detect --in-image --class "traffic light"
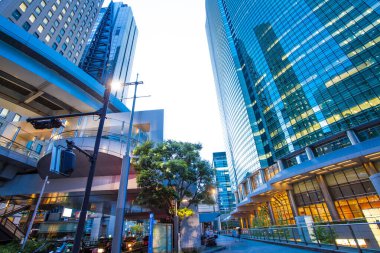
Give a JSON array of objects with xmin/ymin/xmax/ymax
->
[{"xmin": 28, "ymin": 118, "xmax": 64, "ymax": 129}]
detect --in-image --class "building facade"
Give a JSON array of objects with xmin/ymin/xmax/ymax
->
[
  {"xmin": 0, "ymin": 0, "xmax": 104, "ymax": 65},
  {"xmin": 80, "ymin": 1, "xmax": 138, "ymax": 102},
  {"xmin": 213, "ymin": 152, "xmax": 235, "ymax": 213},
  {"xmin": 206, "ymin": 0, "xmax": 380, "ymax": 228}
]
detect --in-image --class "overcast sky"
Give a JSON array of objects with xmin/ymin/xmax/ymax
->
[{"xmin": 105, "ymin": 0, "xmax": 225, "ymax": 161}]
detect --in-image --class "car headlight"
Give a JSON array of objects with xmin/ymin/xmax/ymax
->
[
  {"xmin": 127, "ymin": 243, "xmax": 132, "ymax": 247},
  {"xmin": 98, "ymin": 249, "xmax": 105, "ymax": 253}
]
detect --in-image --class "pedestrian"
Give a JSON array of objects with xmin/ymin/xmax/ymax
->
[{"xmin": 237, "ymin": 227, "xmax": 242, "ymax": 241}]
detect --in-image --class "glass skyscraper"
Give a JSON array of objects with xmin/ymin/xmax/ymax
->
[
  {"xmin": 213, "ymin": 152, "xmax": 235, "ymax": 213},
  {"xmin": 206, "ymin": 0, "xmax": 380, "ymax": 227}
]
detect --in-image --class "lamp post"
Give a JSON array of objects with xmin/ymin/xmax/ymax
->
[{"xmin": 112, "ymin": 79, "xmax": 143, "ymax": 253}]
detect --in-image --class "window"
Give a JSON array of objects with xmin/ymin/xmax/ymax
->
[
  {"xmin": 26, "ymin": 0, "xmax": 32, "ymax": 3},
  {"xmin": 65, "ymin": 37, "xmax": 70, "ymax": 43},
  {"xmin": 59, "ymin": 28, "xmax": 64, "ymax": 35},
  {"xmin": 56, "ymin": 0, "xmax": 61, "ymax": 4},
  {"xmin": 45, "ymin": 34, "xmax": 51, "ymax": 42},
  {"xmin": 29, "ymin": 14, "xmax": 36, "ymax": 23},
  {"xmin": 41, "ymin": 1, "xmax": 46, "ymax": 7},
  {"xmin": 56, "ymin": 35, "xmax": 61, "ymax": 42},
  {"xmin": 61, "ymin": 8, "xmax": 66, "ymax": 15},
  {"xmin": 50, "ymin": 27, "xmax": 55, "ymax": 34},
  {"xmin": 52, "ymin": 4, "xmax": 57, "ymax": 11},
  {"xmin": 68, "ymin": 51, "xmax": 72, "ymax": 57},
  {"xmin": 43, "ymin": 18, "xmax": 48, "ymax": 24},
  {"xmin": 22, "ymin": 22, "xmax": 31, "ymax": 31},
  {"xmin": 33, "ymin": 32, "xmax": 39, "ymax": 38},
  {"xmin": 54, "ymin": 20, "xmax": 59, "ymax": 27},
  {"xmin": 19, "ymin": 3, "xmax": 27, "ymax": 12},
  {"xmin": 48, "ymin": 11, "xmax": 53, "ymax": 17},
  {"xmin": 35, "ymin": 7, "xmax": 41, "ymax": 15},
  {"xmin": 73, "ymin": 57, "xmax": 77, "ymax": 64},
  {"xmin": 52, "ymin": 43, "xmax": 58, "ymax": 49},
  {"xmin": 58, "ymin": 14, "xmax": 63, "ymax": 20},
  {"xmin": 64, "ymin": 22, "xmax": 68, "ymax": 29},
  {"xmin": 12, "ymin": 10, "xmax": 22, "ymax": 20},
  {"xmin": 37, "ymin": 25, "xmax": 44, "ymax": 33},
  {"xmin": 0, "ymin": 108, "xmax": 9, "ymax": 118},
  {"xmin": 35, "ymin": 144, "xmax": 43, "ymax": 154},
  {"xmin": 62, "ymin": 43, "xmax": 67, "ymax": 51},
  {"xmin": 12, "ymin": 114, "xmax": 21, "ymax": 122}
]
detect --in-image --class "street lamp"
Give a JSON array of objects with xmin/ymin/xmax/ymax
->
[{"xmin": 111, "ymin": 79, "xmax": 143, "ymax": 253}]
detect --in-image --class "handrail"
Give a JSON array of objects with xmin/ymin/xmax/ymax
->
[{"xmin": 0, "ymin": 217, "xmax": 25, "ymax": 239}]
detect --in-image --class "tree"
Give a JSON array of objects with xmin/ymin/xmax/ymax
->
[{"xmin": 132, "ymin": 140, "xmax": 215, "ymax": 219}]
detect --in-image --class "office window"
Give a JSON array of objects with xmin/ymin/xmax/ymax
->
[
  {"xmin": 12, "ymin": 10, "xmax": 22, "ymax": 20},
  {"xmin": 22, "ymin": 22, "xmax": 31, "ymax": 31},
  {"xmin": 40, "ymin": 1, "xmax": 46, "ymax": 7},
  {"xmin": 52, "ymin": 43, "xmax": 58, "ymax": 49},
  {"xmin": 37, "ymin": 25, "xmax": 44, "ymax": 33},
  {"xmin": 58, "ymin": 14, "xmax": 63, "ymax": 20},
  {"xmin": 64, "ymin": 22, "xmax": 68, "ymax": 29},
  {"xmin": 59, "ymin": 28, "xmax": 64, "ymax": 35},
  {"xmin": 56, "ymin": 35, "xmax": 61, "ymax": 42},
  {"xmin": 52, "ymin": 4, "xmax": 57, "ymax": 11},
  {"xmin": 19, "ymin": 3, "xmax": 27, "ymax": 12},
  {"xmin": 68, "ymin": 51, "xmax": 72, "ymax": 57},
  {"xmin": 65, "ymin": 37, "xmax": 70, "ymax": 43},
  {"xmin": 45, "ymin": 34, "xmax": 51, "ymax": 42},
  {"xmin": 50, "ymin": 27, "xmax": 55, "ymax": 34},
  {"xmin": 29, "ymin": 14, "xmax": 36, "ymax": 23},
  {"xmin": 47, "ymin": 11, "xmax": 53, "ymax": 17},
  {"xmin": 33, "ymin": 32, "xmax": 39, "ymax": 38},
  {"xmin": 0, "ymin": 108, "xmax": 9, "ymax": 118},
  {"xmin": 67, "ymin": 16, "xmax": 72, "ymax": 23},
  {"xmin": 62, "ymin": 43, "xmax": 67, "ymax": 51},
  {"xmin": 61, "ymin": 8, "xmax": 66, "ymax": 15},
  {"xmin": 35, "ymin": 7, "xmax": 41, "ymax": 15},
  {"xmin": 54, "ymin": 20, "xmax": 59, "ymax": 27},
  {"xmin": 26, "ymin": 0, "xmax": 32, "ymax": 3},
  {"xmin": 73, "ymin": 57, "xmax": 77, "ymax": 64},
  {"xmin": 56, "ymin": 0, "xmax": 61, "ymax": 4},
  {"xmin": 43, "ymin": 18, "xmax": 48, "ymax": 24},
  {"xmin": 12, "ymin": 114, "xmax": 21, "ymax": 122}
]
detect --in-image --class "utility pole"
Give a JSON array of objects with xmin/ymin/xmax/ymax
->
[
  {"xmin": 20, "ymin": 176, "xmax": 49, "ymax": 251},
  {"xmin": 112, "ymin": 77, "xmax": 143, "ymax": 253}
]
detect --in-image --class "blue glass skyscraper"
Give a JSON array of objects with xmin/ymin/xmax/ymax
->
[{"xmin": 206, "ymin": 0, "xmax": 380, "ymax": 226}]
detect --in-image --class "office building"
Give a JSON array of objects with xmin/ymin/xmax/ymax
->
[
  {"xmin": 213, "ymin": 152, "xmax": 235, "ymax": 213},
  {"xmin": 80, "ymin": 1, "xmax": 138, "ymax": 102},
  {"xmin": 0, "ymin": 0, "xmax": 104, "ymax": 65},
  {"xmin": 206, "ymin": 0, "xmax": 380, "ymax": 229}
]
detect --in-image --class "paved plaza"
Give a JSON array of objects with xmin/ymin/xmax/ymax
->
[{"xmin": 215, "ymin": 235, "xmax": 315, "ymax": 253}]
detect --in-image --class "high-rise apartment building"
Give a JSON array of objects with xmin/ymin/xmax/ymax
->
[
  {"xmin": 213, "ymin": 152, "xmax": 235, "ymax": 213},
  {"xmin": 0, "ymin": 0, "xmax": 104, "ymax": 65},
  {"xmin": 206, "ymin": 0, "xmax": 380, "ymax": 227},
  {"xmin": 80, "ymin": 2, "xmax": 138, "ymax": 101}
]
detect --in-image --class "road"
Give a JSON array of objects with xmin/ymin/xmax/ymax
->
[{"xmin": 215, "ymin": 235, "xmax": 315, "ymax": 252}]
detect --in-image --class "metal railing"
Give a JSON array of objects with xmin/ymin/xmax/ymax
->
[
  {"xmin": 221, "ymin": 221, "xmax": 380, "ymax": 252},
  {"xmin": 0, "ymin": 217, "xmax": 25, "ymax": 240}
]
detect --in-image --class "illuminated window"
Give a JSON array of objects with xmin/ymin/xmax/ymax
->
[
  {"xmin": 0, "ymin": 108, "xmax": 9, "ymax": 118},
  {"xmin": 19, "ymin": 3, "xmax": 27, "ymax": 12},
  {"xmin": 45, "ymin": 34, "xmax": 51, "ymax": 42},
  {"xmin": 12, "ymin": 114, "xmax": 21, "ymax": 122},
  {"xmin": 47, "ymin": 11, "xmax": 53, "ymax": 17},
  {"xmin": 42, "ymin": 18, "xmax": 48, "ymax": 24},
  {"xmin": 29, "ymin": 14, "xmax": 36, "ymax": 23},
  {"xmin": 52, "ymin": 4, "xmax": 57, "ymax": 11},
  {"xmin": 37, "ymin": 25, "xmax": 44, "ymax": 33},
  {"xmin": 50, "ymin": 27, "xmax": 55, "ymax": 34},
  {"xmin": 41, "ymin": 1, "xmax": 46, "ymax": 7}
]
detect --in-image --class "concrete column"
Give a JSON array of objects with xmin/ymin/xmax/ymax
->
[
  {"xmin": 259, "ymin": 169, "xmax": 266, "ymax": 183},
  {"xmin": 91, "ymin": 217, "xmax": 102, "ymax": 240},
  {"xmin": 287, "ymin": 189, "xmax": 299, "ymax": 217},
  {"xmin": 370, "ymin": 173, "xmax": 380, "ymax": 196},
  {"xmin": 316, "ymin": 175, "xmax": 340, "ymax": 221},
  {"xmin": 347, "ymin": 129, "xmax": 360, "ymax": 145},
  {"xmin": 305, "ymin": 147, "xmax": 315, "ymax": 160},
  {"xmin": 277, "ymin": 160, "xmax": 285, "ymax": 171},
  {"xmin": 239, "ymin": 218, "xmax": 244, "ymax": 228},
  {"xmin": 267, "ymin": 201, "xmax": 276, "ymax": 226}
]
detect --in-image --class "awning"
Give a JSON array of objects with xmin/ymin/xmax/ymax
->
[{"xmin": 199, "ymin": 212, "xmax": 220, "ymax": 223}]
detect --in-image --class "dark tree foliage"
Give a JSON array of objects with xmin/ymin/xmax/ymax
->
[{"xmin": 132, "ymin": 140, "xmax": 215, "ymax": 217}]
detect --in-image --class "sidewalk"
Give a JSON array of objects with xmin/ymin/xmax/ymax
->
[{"xmin": 213, "ymin": 235, "xmax": 316, "ymax": 252}]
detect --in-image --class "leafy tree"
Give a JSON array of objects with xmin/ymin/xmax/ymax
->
[{"xmin": 132, "ymin": 140, "xmax": 215, "ymax": 219}]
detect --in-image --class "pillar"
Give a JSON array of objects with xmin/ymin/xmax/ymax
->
[
  {"xmin": 90, "ymin": 217, "xmax": 102, "ymax": 240},
  {"xmin": 267, "ymin": 201, "xmax": 276, "ymax": 226},
  {"xmin": 316, "ymin": 175, "xmax": 340, "ymax": 221},
  {"xmin": 347, "ymin": 129, "xmax": 360, "ymax": 145},
  {"xmin": 305, "ymin": 147, "xmax": 315, "ymax": 160},
  {"xmin": 277, "ymin": 159, "xmax": 285, "ymax": 171},
  {"xmin": 287, "ymin": 189, "xmax": 299, "ymax": 217},
  {"xmin": 259, "ymin": 169, "xmax": 266, "ymax": 183}
]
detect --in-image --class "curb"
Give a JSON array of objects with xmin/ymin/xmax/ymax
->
[
  {"xmin": 200, "ymin": 246, "xmax": 227, "ymax": 253},
  {"xmin": 222, "ymin": 235, "xmax": 349, "ymax": 253}
]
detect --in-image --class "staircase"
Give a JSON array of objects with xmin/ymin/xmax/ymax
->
[
  {"xmin": 0, "ymin": 217, "xmax": 25, "ymax": 242},
  {"xmin": 0, "ymin": 203, "xmax": 27, "ymax": 242}
]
